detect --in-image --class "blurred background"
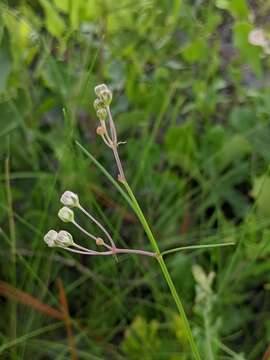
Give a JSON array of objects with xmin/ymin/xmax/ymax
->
[{"xmin": 0, "ymin": 0, "xmax": 270, "ymax": 359}]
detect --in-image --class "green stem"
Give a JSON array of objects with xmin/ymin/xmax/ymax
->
[
  {"xmin": 161, "ymin": 242, "xmax": 235, "ymax": 256},
  {"xmin": 122, "ymin": 180, "xmax": 201, "ymax": 360}
]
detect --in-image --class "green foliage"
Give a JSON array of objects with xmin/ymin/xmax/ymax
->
[
  {"xmin": 122, "ymin": 315, "xmax": 189, "ymax": 360},
  {"xmin": 0, "ymin": 0, "xmax": 270, "ymax": 359}
]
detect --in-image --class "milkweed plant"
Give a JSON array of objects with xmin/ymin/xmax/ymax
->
[{"xmin": 44, "ymin": 84, "xmax": 234, "ymax": 360}]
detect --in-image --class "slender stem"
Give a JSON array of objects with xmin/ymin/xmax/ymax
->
[
  {"xmin": 112, "ymin": 146, "xmax": 126, "ymax": 182},
  {"xmin": 106, "ymin": 106, "xmax": 117, "ymax": 144},
  {"xmin": 157, "ymin": 256, "xmax": 201, "ymax": 359},
  {"xmin": 73, "ymin": 243, "xmax": 100, "ymax": 254},
  {"xmin": 101, "ymin": 134, "xmax": 112, "ymax": 148},
  {"xmin": 122, "ymin": 181, "xmax": 160, "ymax": 254},
  {"xmin": 122, "ymin": 180, "xmax": 201, "ymax": 360},
  {"xmin": 65, "ymin": 247, "xmax": 113, "ymax": 256},
  {"xmin": 115, "ymin": 248, "xmax": 156, "ymax": 257},
  {"xmin": 78, "ymin": 204, "xmax": 116, "ymax": 248},
  {"xmin": 161, "ymin": 242, "xmax": 235, "ymax": 256},
  {"xmin": 100, "ymin": 119, "xmax": 114, "ymax": 148},
  {"xmin": 66, "ymin": 246, "xmax": 155, "ymax": 257},
  {"xmin": 105, "ymin": 106, "xmax": 126, "ymax": 181},
  {"xmin": 92, "ymin": 103, "xmax": 200, "ymax": 357},
  {"xmin": 72, "ymin": 220, "xmax": 99, "ymax": 242}
]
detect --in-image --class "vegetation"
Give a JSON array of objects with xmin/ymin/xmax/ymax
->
[{"xmin": 0, "ymin": 1, "xmax": 270, "ymax": 359}]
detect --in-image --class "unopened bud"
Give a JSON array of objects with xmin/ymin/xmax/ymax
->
[
  {"xmin": 44, "ymin": 230, "xmax": 58, "ymax": 247},
  {"xmin": 100, "ymin": 89, "xmax": 112, "ymax": 105},
  {"xmin": 56, "ymin": 230, "xmax": 74, "ymax": 247},
  {"xmin": 93, "ymin": 98, "xmax": 105, "ymax": 111},
  {"xmin": 96, "ymin": 126, "xmax": 106, "ymax": 136},
  {"xmin": 96, "ymin": 237, "xmax": 105, "ymax": 246},
  {"xmin": 94, "ymin": 84, "xmax": 108, "ymax": 97},
  {"xmin": 60, "ymin": 191, "xmax": 79, "ymax": 208},
  {"xmin": 94, "ymin": 84, "xmax": 112, "ymax": 105},
  {"xmin": 96, "ymin": 108, "xmax": 107, "ymax": 120},
  {"xmin": 58, "ymin": 206, "xmax": 74, "ymax": 223}
]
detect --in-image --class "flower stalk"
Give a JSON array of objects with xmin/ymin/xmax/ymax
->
[{"xmin": 44, "ymin": 83, "xmax": 203, "ymax": 360}]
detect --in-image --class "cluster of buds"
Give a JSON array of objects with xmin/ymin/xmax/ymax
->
[
  {"xmin": 93, "ymin": 84, "xmax": 126, "ymax": 181},
  {"xmin": 93, "ymin": 84, "xmax": 111, "ymax": 131},
  {"xmin": 43, "ymin": 190, "xmax": 116, "ymax": 255},
  {"xmin": 43, "ymin": 84, "xmax": 154, "ymax": 257},
  {"xmin": 93, "ymin": 84, "xmax": 118, "ymax": 149},
  {"xmin": 43, "ymin": 190, "xmax": 155, "ymax": 258},
  {"xmin": 44, "ymin": 230, "xmax": 74, "ymax": 248}
]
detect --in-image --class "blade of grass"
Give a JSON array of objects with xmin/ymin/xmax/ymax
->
[
  {"xmin": 0, "ymin": 281, "xmax": 64, "ymax": 320},
  {"xmin": 161, "ymin": 242, "xmax": 235, "ymax": 256},
  {"xmin": 5, "ymin": 153, "xmax": 17, "ymax": 359},
  {"xmin": 75, "ymin": 141, "xmax": 134, "ymax": 210},
  {"xmin": 0, "ymin": 323, "xmax": 64, "ymax": 354},
  {"xmin": 57, "ymin": 278, "xmax": 78, "ymax": 360}
]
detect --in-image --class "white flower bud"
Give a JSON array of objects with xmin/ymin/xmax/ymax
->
[
  {"xmin": 44, "ymin": 230, "xmax": 58, "ymax": 247},
  {"xmin": 99, "ymin": 89, "xmax": 112, "ymax": 105},
  {"xmin": 93, "ymin": 98, "xmax": 105, "ymax": 111},
  {"xmin": 96, "ymin": 108, "xmax": 107, "ymax": 120},
  {"xmin": 56, "ymin": 230, "xmax": 74, "ymax": 247},
  {"xmin": 58, "ymin": 206, "xmax": 74, "ymax": 223},
  {"xmin": 94, "ymin": 84, "xmax": 112, "ymax": 105},
  {"xmin": 94, "ymin": 84, "xmax": 108, "ymax": 97},
  {"xmin": 60, "ymin": 191, "xmax": 79, "ymax": 208}
]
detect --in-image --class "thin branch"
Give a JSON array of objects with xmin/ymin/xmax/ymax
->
[{"xmin": 78, "ymin": 204, "xmax": 116, "ymax": 248}]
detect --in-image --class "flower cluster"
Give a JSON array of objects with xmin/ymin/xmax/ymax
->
[
  {"xmin": 93, "ymin": 84, "xmax": 126, "ymax": 181},
  {"xmin": 44, "ymin": 190, "xmax": 116, "ymax": 255},
  {"xmin": 44, "ymin": 191, "xmax": 79, "ymax": 248},
  {"xmin": 44, "ymin": 229, "xmax": 74, "ymax": 248},
  {"xmin": 93, "ymin": 84, "xmax": 112, "ymax": 133},
  {"xmin": 43, "ymin": 85, "xmax": 154, "ymax": 258},
  {"xmin": 43, "ymin": 189, "xmax": 154, "ymax": 257},
  {"xmin": 92, "ymin": 84, "xmax": 119, "ymax": 149}
]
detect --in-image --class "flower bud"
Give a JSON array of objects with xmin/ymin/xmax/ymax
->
[
  {"xmin": 56, "ymin": 230, "xmax": 74, "ymax": 247},
  {"xmin": 93, "ymin": 98, "xmax": 105, "ymax": 111},
  {"xmin": 96, "ymin": 126, "xmax": 106, "ymax": 136},
  {"xmin": 44, "ymin": 230, "xmax": 58, "ymax": 247},
  {"xmin": 60, "ymin": 191, "xmax": 79, "ymax": 208},
  {"xmin": 94, "ymin": 84, "xmax": 112, "ymax": 105},
  {"xmin": 96, "ymin": 237, "xmax": 105, "ymax": 246},
  {"xmin": 94, "ymin": 84, "xmax": 108, "ymax": 97},
  {"xmin": 96, "ymin": 108, "xmax": 107, "ymax": 120},
  {"xmin": 58, "ymin": 206, "xmax": 74, "ymax": 223},
  {"xmin": 99, "ymin": 89, "xmax": 112, "ymax": 105}
]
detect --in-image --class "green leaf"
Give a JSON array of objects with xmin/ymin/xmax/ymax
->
[
  {"xmin": 53, "ymin": 0, "xmax": 69, "ymax": 13},
  {"xmin": 39, "ymin": 0, "xmax": 66, "ymax": 38},
  {"xmin": 121, "ymin": 317, "xmax": 160, "ymax": 359},
  {"xmin": 0, "ymin": 41, "xmax": 11, "ymax": 93},
  {"xmin": 218, "ymin": 134, "xmax": 251, "ymax": 171},
  {"xmin": 182, "ymin": 39, "xmax": 208, "ymax": 63},
  {"xmin": 2, "ymin": 7, "xmax": 37, "ymax": 67},
  {"xmin": 251, "ymin": 175, "xmax": 270, "ymax": 218},
  {"xmin": 233, "ymin": 21, "xmax": 262, "ymax": 75},
  {"xmin": 165, "ymin": 121, "xmax": 199, "ymax": 177},
  {"xmin": 70, "ymin": 0, "xmax": 80, "ymax": 30},
  {"xmin": 216, "ymin": 0, "xmax": 249, "ymax": 19}
]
